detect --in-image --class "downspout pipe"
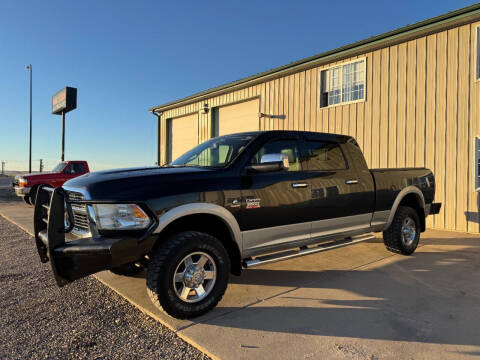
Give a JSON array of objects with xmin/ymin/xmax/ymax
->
[{"xmin": 151, "ymin": 109, "xmax": 162, "ymax": 166}]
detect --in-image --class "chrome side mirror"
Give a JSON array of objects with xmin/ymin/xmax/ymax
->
[
  {"xmin": 260, "ymin": 153, "xmax": 290, "ymax": 169},
  {"xmin": 246, "ymin": 153, "xmax": 290, "ymax": 173}
]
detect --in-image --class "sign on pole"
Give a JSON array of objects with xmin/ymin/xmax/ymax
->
[
  {"xmin": 52, "ymin": 87, "xmax": 77, "ymax": 161},
  {"xmin": 52, "ymin": 87, "xmax": 77, "ymax": 115}
]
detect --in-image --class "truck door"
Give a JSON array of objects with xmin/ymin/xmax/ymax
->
[
  {"xmin": 240, "ymin": 136, "xmax": 311, "ymax": 255},
  {"xmin": 301, "ymin": 136, "xmax": 375, "ymax": 239}
]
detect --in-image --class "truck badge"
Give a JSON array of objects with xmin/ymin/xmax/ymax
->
[{"xmin": 246, "ymin": 198, "xmax": 261, "ymax": 209}]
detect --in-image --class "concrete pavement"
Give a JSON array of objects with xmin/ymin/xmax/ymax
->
[{"xmin": 1, "ymin": 197, "xmax": 479, "ymax": 359}]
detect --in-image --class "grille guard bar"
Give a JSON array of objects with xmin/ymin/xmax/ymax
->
[{"xmin": 34, "ymin": 186, "xmax": 72, "ymax": 285}]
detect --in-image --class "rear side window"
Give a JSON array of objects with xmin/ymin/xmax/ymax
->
[
  {"xmin": 65, "ymin": 163, "xmax": 85, "ymax": 174},
  {"xmin": 302, "ymin": 140, "xmax": 347, "ymax": 171}
]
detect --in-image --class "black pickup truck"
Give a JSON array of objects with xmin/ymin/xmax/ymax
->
[{"xmin": 34, "ymin": 131, "xmax": 441, "ymax": 319}]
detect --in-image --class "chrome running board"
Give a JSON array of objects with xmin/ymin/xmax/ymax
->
[{"xmin": 243, "ymin": 233, "xmax": 376, "ymax": 268}]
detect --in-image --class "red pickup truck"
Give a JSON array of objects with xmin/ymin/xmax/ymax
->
[{"xmin": 13, "ymin": 160, "xmax": 89, "ymax": 205}]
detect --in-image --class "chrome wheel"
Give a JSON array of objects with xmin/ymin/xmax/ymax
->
[
  {"xmin": 173, "ymin": 252, "xmax": 217, "ymax": 303},
  {"xmin": 401, "ymin": 216, "xmax": 416, "ymax": 247}
]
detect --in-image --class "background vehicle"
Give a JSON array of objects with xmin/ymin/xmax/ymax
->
[
  {"xmin": 13, "ymin": 161, "xmax": 89, "ymax": 205},
  {"xmin": 34, "ymin": 131, "xmax": 440, "ymax": 319}
]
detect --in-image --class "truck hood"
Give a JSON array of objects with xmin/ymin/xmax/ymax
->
[
  {"xmin": 15, "ymin": 172, "xmax": 54, "ymax": 180},
  {"xmin": 63, "ymin": 166, "xmax": 220, "ymax": 201}
]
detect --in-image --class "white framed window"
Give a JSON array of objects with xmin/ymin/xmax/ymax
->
[
  {"xmin": 320, "ymin": 58, "xmax": 366, "ymax": 108},
  {"xmin": 475, "ymin": 136, "xmax": 480, "ymax": 191}
]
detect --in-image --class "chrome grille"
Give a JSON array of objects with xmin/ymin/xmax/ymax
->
[{"xmin": 67, "ymin": 191, "xmax": 90, "ymax": 235}]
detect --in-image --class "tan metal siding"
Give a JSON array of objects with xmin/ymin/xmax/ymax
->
[
  {"xmin": 468, "ymin": 22, "xmax": 480, "ymax": 233},
  {"xmin": 159, "ymin": 20, "xmax": 480, "ymax": 233}
]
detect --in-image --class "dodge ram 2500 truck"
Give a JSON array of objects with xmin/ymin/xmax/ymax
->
[
  {"xmin": 13, "ymin": 160, "xmax": 89, "ymax": 205},
  {"xmin": 34, "ymin": 131, "xmax": 441, "ymax": 319}
]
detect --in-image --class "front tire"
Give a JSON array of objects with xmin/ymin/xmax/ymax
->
[
  {"xmin": 23, "ymin": 195, "xmax": 32, "ymax": 205},
  {"xmin": 146, "ymin": 231, "xmax": 230, "ymax": 319},
  {"xmin": 383, "ymin": 206, "xmax": 420, "ymax": 255},
  {"xmin": 29, "ymin": 186, "xmax": 39, "ymax": 206}
]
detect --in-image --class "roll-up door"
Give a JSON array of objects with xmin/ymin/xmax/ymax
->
[
  {"xmin": 168, "ymin": 113, "xmax": 198, "ymax": 161},
  {"xmin": 216, "ymin": 99, "xmax": 259, "ymax": 136}
]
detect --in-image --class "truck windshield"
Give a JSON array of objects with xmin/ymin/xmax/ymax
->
[
  {"xmin": 170, "ymin": 134, "xmax": 255, "ymax": 168},
  {"xmin": 51, "ymin": 162, "xmax": 67, "ymax": 172}
]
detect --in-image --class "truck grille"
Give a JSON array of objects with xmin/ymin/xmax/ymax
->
[{"xmin": 67, "ymin": 191, "xmax": 91, "ymax": 235}]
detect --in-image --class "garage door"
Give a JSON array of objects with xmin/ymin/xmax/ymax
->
[
  {"xmin": 169, "ymin": 113, "xmax": 198, "ymax": 161},
  {"xmin": 217, "ymin": 99, "xmax": 259, "ymax": 136}
]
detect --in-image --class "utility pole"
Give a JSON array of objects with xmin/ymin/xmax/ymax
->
[
  {"xmin": 61, "ymin": 111, "xmax": 65, "ymax": 161},
  {"xmin": 36, "ymin": 159, "xmax": 43, "ymax": 172},
  {"xmin": 25, "ymin": 64, "xmax": 33, "ymax": 173},
  {"xmin": 1, "ymin": 161, "xmax": 5, "ymax": 176}
]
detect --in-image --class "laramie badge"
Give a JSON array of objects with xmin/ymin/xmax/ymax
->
[{"xmin": 246, "ymin": 198, "xmax": 261, "ymax": 209}]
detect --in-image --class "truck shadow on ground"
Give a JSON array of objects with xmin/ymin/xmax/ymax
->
[{"xmin": 214, "ymin": 237, "xmax": 480, "ymax": 346}]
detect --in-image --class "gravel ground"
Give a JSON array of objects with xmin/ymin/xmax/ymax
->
[{"xmin": 0, "ymin": 216, "xmax": 208, "ymax": 359}]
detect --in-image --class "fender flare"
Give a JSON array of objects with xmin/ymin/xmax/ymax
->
[
  {"xmin": 152, "ymin": 203, "xmax": 243, "ymax": 252},
  {"xmin": 384, "ymin": 186, "xmax": 425, "ymax": 230}
]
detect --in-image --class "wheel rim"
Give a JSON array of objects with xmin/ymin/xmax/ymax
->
[
  {"xmin": 173, "ymin": 251, "xmax": 217, "ymax": 303},
  {"xmin": 401, "ymin": 216, "xmax": 417, "ymax": 247}
]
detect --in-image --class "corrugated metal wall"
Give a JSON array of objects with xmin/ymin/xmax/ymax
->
[{"xmin": 160, "ymin": 21, "xmax": 480, "ymax": 233}]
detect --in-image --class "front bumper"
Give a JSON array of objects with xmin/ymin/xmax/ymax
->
[
  {"xmin": 14, "ymin": 186, "xmax": 31, "ymax": 196},
  {"xmin": 34, "ymin": 186, "xmax": 156, "ymax": 286}
]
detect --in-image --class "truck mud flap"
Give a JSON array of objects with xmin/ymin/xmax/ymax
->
[{"xmin": 429, "ymin": 202, "xmax": 442, "ymax": 215}]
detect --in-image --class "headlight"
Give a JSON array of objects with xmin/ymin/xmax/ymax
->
[
  {"xmin": 18, "ymin": 177, "xmax": 28, "ymax": 187},
  {"xmin": 92, "ymin": 204, "xmax": 151, "ymax": 230}
]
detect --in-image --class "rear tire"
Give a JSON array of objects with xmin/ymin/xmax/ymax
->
[
  {"xmin": 383, "ymin": 206, "xmax": 420, "ymax": 255},
  {"xmin": 146, "ymin": 231, "xmax": 230, "ymax": 319}
]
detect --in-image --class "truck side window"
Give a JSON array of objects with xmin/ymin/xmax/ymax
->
[
  {"xmin": 252, "ymin": 139, "xmax": 301, "ymax": 171},
  {"xmin": 73, "ymin": 163, "xmax": 85, "ymax": 174},
  {"xmin": 65, "ymin": 163, "xmax": 85, "ymax": 174},
  {"xmin": 303, "ymin": 140, "xmax": 347, "ymax": 171}
]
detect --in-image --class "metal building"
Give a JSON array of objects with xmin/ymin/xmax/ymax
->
[{"xmin": 150, "ymin": 4, "xmax": 480, "ymax": 233}]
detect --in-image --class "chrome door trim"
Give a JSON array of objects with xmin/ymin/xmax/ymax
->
[
  {"xmin": 310, "ymin": 213, "xmax": 372, "ymax": 238},
  {"xmin": 242, "ymin": 221, "xmax": 311, "ymax": 252},
  {"xmin": 291, "ymin": 183, "xmax": 308, "ymax": 188}
]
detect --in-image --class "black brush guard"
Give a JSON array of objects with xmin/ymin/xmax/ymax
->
[{"xmin": 34, "ymin": 186, "xmax": 149, "ymax": 286}]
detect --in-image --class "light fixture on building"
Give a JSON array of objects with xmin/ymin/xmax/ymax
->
[{"xmin": 200, "ymin": 103, "xmax": 209, "ymax": 114}]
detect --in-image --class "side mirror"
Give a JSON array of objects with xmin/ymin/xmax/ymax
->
[{"xmin": 246, "ymin": 153, "xmax": 290, "ymax": 173}]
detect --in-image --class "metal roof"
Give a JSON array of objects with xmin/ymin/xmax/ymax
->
[{"xmin": 150, "ymin": 3, "xmax": 480, "ymax": 113}]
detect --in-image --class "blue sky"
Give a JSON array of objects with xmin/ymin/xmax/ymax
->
[{"xmin": 0, "ymin": 0, "xmax": 475, "ymax": 171}]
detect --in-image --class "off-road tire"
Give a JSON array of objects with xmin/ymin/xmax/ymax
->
[
  {"xmin": 383, "ymin": 205, "xmax": 420, "ymax": 255},
  {"xmin": 146, "ymin": 231, "xmax": 230, "ymax": 319},
  {"xmin": 110, "ymin": 262, "xmax": 144, "ymax": 276},
  {"xmin": 29, "ymin": 186, "xmax": 39, "ymax": 206},
  {"xmin": 23, "ymin": 195, "xmax": 32, "ymax": 205}
]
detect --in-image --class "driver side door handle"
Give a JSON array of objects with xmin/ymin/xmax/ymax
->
[{"xmin": 292, "ymin": 183, "xmax": 308, "ymax": 188}]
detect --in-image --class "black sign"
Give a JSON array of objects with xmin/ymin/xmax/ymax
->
[{"xmin": 52, "ymin": 87, "xmax": 77, "ymax": 115}]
